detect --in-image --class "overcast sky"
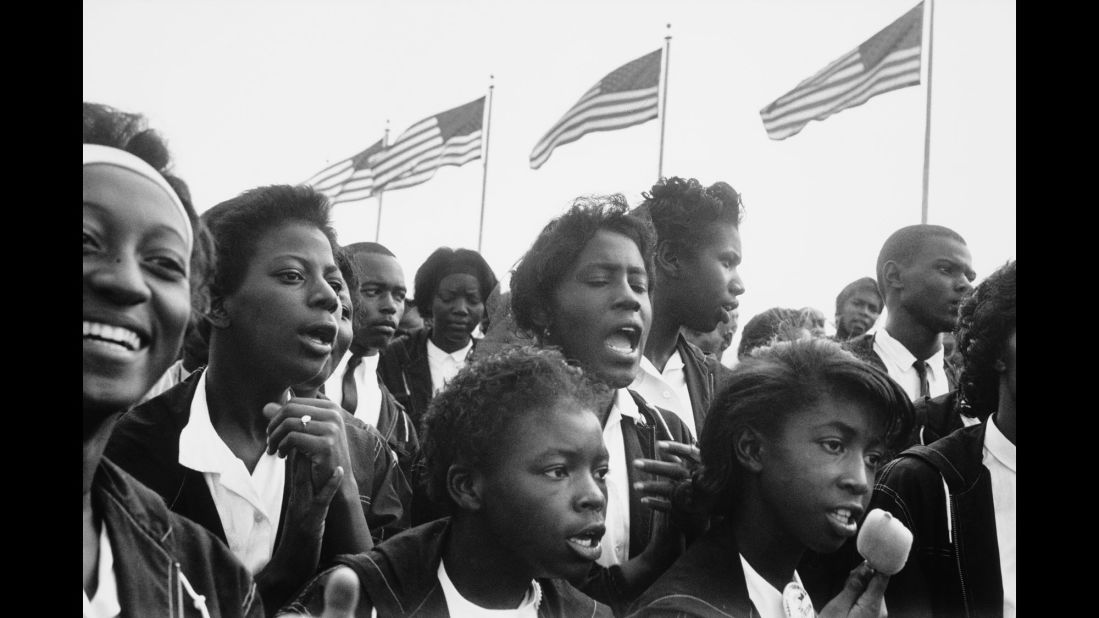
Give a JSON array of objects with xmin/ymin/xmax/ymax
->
[{"xmin": 84, "ymin": 0, "xmax": 1016, "ymax": 360}]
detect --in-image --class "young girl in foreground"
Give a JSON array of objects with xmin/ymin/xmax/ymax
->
[
  {"xmin": 627, "ymin": 338, "xmax": 912, "ymax": 618},
  {"xmin": 282, "ymin": 346, "xmax": 613, "ymax": 617}
]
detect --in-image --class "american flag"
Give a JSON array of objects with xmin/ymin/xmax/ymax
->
[
  {"xmin": 305, "ymin": 96, "xmax": 485, "ymax": 205},
  {"xmin": 760, "ymin": 2, "xmax": 923, "ymax": 141},
  {"xmin": 529, "ymin": 48, "xmax": 662, "ymax": 170}
]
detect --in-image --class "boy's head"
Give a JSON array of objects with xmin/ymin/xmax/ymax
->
[
  {"xmin": 876, "ymin": 224, "xmax": 975, "ymax": 334},
  {"xmin": 420, "ymin": 346, "xmax": 609, "ymax": 579},
  {"xmin": 633, "ymin": 177, "xmax": 746, "ymax": 332},
  {"xmin": 511, "ymin": 195, "xmax": 656, "ymax": 388},
  {"xmin": 956, "ymin": 260, "xmax": 1016, "ymax": 420},
  {"xmin": 344, "ymin": 241, "xmax": 406, "ymax": 355},
  {"xmin": 414, "ymin": 247, "xmax": 497, "ymax": 353},
  {"xmin": 696, "ymin": 338, "xmax": 912, "ymax": 552},
  {"xmin": 736, "ymin": 307, "xmax": 811, "ymax": 360},
  {"xmin": 834, "ymin": 277, "xmax": 882, "ymax": 340}
]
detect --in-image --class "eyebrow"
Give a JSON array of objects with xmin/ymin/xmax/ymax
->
[
  {"xmin": 581, "ymin": 262, "xmax": 648, "ymax": 276},
  {"xmin": 84, "ymin": 201, "xmax": 190, "ymax": 245}
]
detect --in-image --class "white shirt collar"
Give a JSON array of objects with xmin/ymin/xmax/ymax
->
[
  {"xmin": 875, "ymin": 328, "xmax": 946, "ymax": 376},
  {"xmin": 83, "ymin": 524, "xmax": 120, "ymax": 618},
  {"xmin": 437, "ymin": 559, "xmax": 542, "ymax": 615},
  {"xmin": 612, "ymin": 387, "xmax": 642, "ymax": 421},
  {"xmin": 426, "ymin": 337, "xmax": 473, "ymax": 363},
  {"xmin": 739, "ymin": 554, "xmax": 807, "ymax": 618},
  {"xmin": 984, "ymin": 415, "xmax": 1016, "ymax": 472}
]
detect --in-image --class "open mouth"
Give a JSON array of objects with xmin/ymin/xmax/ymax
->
[
  {"xmin": 827, "ymin": 506, "xmax": 862, "ymax": 536},
  {"xmin": 83, "ymin": 321, "xmax": 144, "ymax": 352},
  {"xmin": 302, "ymin": 323, "xmax": 337, "ymax": 346},
  {"xmin": 605, "ymin": 326, "xmax": 641, "ymax": 354},
  {"xmin": 566, "ymin": 525, "xmax": 606, "ymax": 561}
]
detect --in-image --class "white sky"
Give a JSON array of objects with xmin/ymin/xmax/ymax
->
[{"xmin": 83, "ymin": 0, "xmax": 1016, "ymax": 357}]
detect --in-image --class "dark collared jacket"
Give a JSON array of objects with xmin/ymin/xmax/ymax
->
[
  {"xmin": 843, "ymin": 332, "xmax": 960, "ymax": 391},
  {"xmin": 675, "ymin": 334, "xmax": 733, "ymax": 436},
  {"xmin": 624, "ymin": 520, "xmax": 759, "ymax": 618},
  {"xmin": 870, "ymin": 421, "xmax": 1005, "ymax": 618},
  {"xmin": 280, "ymin": 518, "xmax": 612, "ymax": 617},
  {"xmin": 92, "ymin": 458, "xmax": 263, "ymax": 618},
  {"xmin": 378, "ymin": 328, "xmax": 476, "ymax": 429},
  {"xmin": 104, "ymin": 369, "xmax": 412, "ymax": 581}
]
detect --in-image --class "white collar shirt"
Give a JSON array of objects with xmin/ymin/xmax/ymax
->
[
  {"xmin": 178, "ymin": 370, "xmax": 286, "ymax": 575},
  {"xmin": 739, "ymin": 554, "xmax": 809, "ymax": 618},
  {"xmin": 983, "ymin": 415, "xmax": 1016, "ymax": 618},
  {"xmin": 436, "ymin": 559, "xmax": 542, "ymax": 617},
  {"xmin": 872, "ymin": 327, "xmax": 950, "ymax": 401},
  {"xmin": 426, "ymin": 338, "xmax": 473, "ymax": 396},
  {"xmin": 323, "ymin": 351, "xmax": 383, "ymax": 428},
  {"xmin": 631, "ymin": 352, "xmax": 695, "ymax": 438},
  {"xmin": 82, "ymin": 524, "xmax": 120, "ymax": 618},
  {"xmin": 596, "ymin": 389, "xmax": 642, "ymax": 568}
]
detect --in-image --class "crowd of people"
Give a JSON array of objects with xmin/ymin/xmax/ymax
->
[{"xmin": 84, "ymin": 101, "xmax": 1015, "ymax": 617}]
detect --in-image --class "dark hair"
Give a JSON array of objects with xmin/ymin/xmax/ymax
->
[
  {"xmin": 736, "ymin": 307, "xmax": 807, "ymax": 359},
  {"xmin": 633, "ymin": 176, "xmax": 743, "ymax": 250},
  {"xmin": 83, "ymin": 101, "xmax": 213, "ymax": 318},
  {"xmin": 876, "ymin": 224, "xmax": 967, "ymax": 299},
  {"xmin": 835, "ymin": 277, "xmax": 881, "ymax": 318},
  {"xmin": 419, "ymin": 346, "xmax": 604, "ymax": 509},
  {"xmin": 202, "ymin": 185, "xmax": 339, "ymax": 301},
  {"xmin": 955, "ymin": 260, "xmax": 1016, "ymax": 420},
  {"xmin": 335, "ymin": 246, "xmax": 359, "ymax": 297},
  {"xmin": 696, "ymin": 337, "xmax": 913, "ymax": 517},
  {"xmin": 413, "ymin": 247, "xmax": 497, "ymax": 318},
  {"xmin": 511, "ymin": 194, "xmax": 657, "ymax": 338},
  {"xmin": 345, "ymin": 241, "xmax": 396, "ymax": 259}
]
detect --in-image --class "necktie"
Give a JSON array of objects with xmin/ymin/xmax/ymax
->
[
  {"xmin": 341, "ymin": 354, "xmax": 363, "ymax": 414},
  {"xmin": 913, "ymin": 360, "xmax": 930, "ymax": 400}
]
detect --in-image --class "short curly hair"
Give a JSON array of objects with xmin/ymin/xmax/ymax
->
[
  {"xmin": 955, "ymin": 260, "xmax": 1015, "ymax": 420},
  {"xmin": 201, "ymin": 185, "xmax": 339, "ymax": 301},
  {"xmin": 876, "ymin": 225, "xmax": 967, "ymax": 300},
  {"xmin": 83, "ymin": 101, "xmax": 213, "ymax": 319},
  {"xmin": 412, "ymin": 247, "xmax": 497, "ymax": 319},
  {"xmin": 695, "ymin": 337, "xmax": 913, "ymax": 517},
  {"xmin": 736, "ymin": 307, "xmax": 809, "ymax": 360},
  {"xmin": 511, "ymin": 194, "xmax": 657, "ymax": 339},
  {"xmin": 632, "ymin": 176, "xmax": 743, "ymax": 250},
  {"xmin": 419, "ymin": 346, "xmax": 605, "ymax": 510}
]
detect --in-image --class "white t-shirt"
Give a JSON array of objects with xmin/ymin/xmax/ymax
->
[
  {"xmin": 983, "ymin": 416, "xmax": 1016, "ymax": 618},
  {"xmin": 82, "ymin": 524, "xmax": 120, "ymax": 618},
  {"xmin": 323, "ymin": 351, "xmax": 383, "ymax": 428},
  {"xmin": 596, "ymin": 389, "xmax": 644, "ymax": 567},
  {"xmin": 739, "ymin": 554, "xmax": 812, "ymax": 618},
  {"xmin": 437, "ymin": 559, "xmax": 542, "ymax": 617},
  {"xmin": 426, "ymin": 338, "xmax": 474, "ymax": 395},
  {"xmin": 178, "ymin": 370, "xmax": 286, "ymax": 575},
  {"xmin": 631, "ymin": 351, "xmax": 696, "ymax": 438},
  {"xmin": 871, "ymin": 328, "xmax": 950, "ymax": 401}
]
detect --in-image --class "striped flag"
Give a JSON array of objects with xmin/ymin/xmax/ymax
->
[
  {"xmin": 530, "ymin": 48, "xmax": 662, "ymax": 170},
  {"xmin": 760, "ymin": 2, "xmax": 923, "ymax": 141},
  {"xmin": 371, "ymin": 97, "xmax": 485, "ymax": 193},
  {"xmin": 305, "ymin": 139, "xmax": 385, "ymax": 208}
]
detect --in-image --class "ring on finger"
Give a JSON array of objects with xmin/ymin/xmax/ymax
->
[{"xmin": 300, "ymin": 414, "xmax": 312, "ymax": 429}]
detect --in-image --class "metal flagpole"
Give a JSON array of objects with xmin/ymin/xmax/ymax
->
[
  {"xmin": 478, "ymin": 76, "xmax": 494, "ymax": 253},
  {"xmin": 375, "ymin": 121, "xmax": 390, "ymax": 241},
  {"xmin": 920, "ymin": 0, "xmax": 935, "ymax": 224},
  {"xmin": 657, "ymin": 24, "xmax": 672, "ymax": 179}
]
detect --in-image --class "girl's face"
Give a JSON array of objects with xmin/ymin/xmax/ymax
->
[
  {"xmin": 83, "ymin": 163, "xmax": 191, "ymax": 425},
  {"xmin": 756, "ymin": 394, "xmax": 887, "ymax": 554},
  {"xmin": 430, "ymin": 273, "xmax": 485, "ymax": 353},
  {"xmin": 477, "ymin": 402, "xmax": 609, "ymax": 581},
  {"xmin": 548, "ymin": 230, "xmax": 651, "ymax": 389},
  {"xmin": 220, "ymin": 222, "xmax": 343, "ymax": 389}
]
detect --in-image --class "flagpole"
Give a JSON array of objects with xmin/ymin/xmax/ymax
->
[
  {"xmin": 478, "ymin": 76, "xmax": 494, "ymax": 253},
  {"xmin": 657, "ymin": 23, "xmax": 672, "ymax": 179},
  {"xmin": 375, "ymin": 120, "xmax": 390, "ymax": 241},
  {"xmin": 920, "ymin": 0, "xmax": 935, "ymax": 224}
]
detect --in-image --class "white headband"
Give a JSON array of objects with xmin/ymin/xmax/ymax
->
[{"xmin": 83, "ymin": 143, "xmax": 193, "ymax": 250}]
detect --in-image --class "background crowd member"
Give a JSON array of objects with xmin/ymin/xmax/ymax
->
[
  {"xmin": 869, "ymin": 259, "xmax": 1015, "ymax": 617},
  {"xmin": 106, "ymin": 185, "xmax": 409, "ymax": 610},
  {"xmin": 84, "ymin": 101, "xmax": 261, "ymax": 616},
  {"xmin": 282, "ymin": 347, "xmax": 614, "ymax": 617},
  {"xmin": 629, "ymin": 176, "xmax": 744, "ymax": 438},
  {"xmin": 832, "ymin": 277, "xmax": 883, "ymax": 342},
  {"xmin": 510, "ymin": 195, "xmax": 695, "ymax": 614},
  {"xmin": 627, "ymin": 338, "xmax": 913, "ymax": 617},
  {"xmin": 322, "ymin": 242, "xmax": 419, "ymax": 476},
  {"xmin": 798, "ymin": 306, "xmax": 828, "ymax": 337},
  {"xmin": 845, "ymin": 224, "xmax": 975, "ymax": 403},
  {"xmin": 736, "ymin": 307, "xmax": 815, "ymax": 360},
  {"xmin": 680, "ymin": 307, "xmax": 738, "ymax": 365},
  {"xmin": 378, "ymin": 247, "xmax": 497, "ymax": 427}
]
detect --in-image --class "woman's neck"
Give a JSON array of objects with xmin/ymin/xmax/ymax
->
[
  {"xmin": 443, "ymin": 515, "xmax": 537, "ymax": 609},
  {"xmin": 732, "ymin": 490, "xmax": 804, "ymax": 592},
  {"xmin": 204, "ymin": 361, "xmax": 290, "ymax": 464},
  {"xmin": 644, "ymin": 300, "xmax": 682, "ymax": 372}
]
